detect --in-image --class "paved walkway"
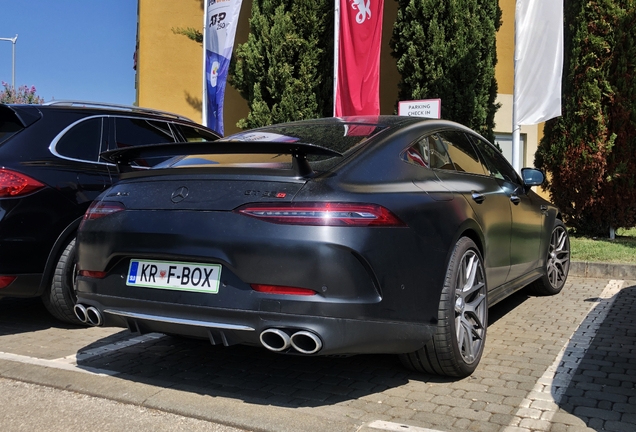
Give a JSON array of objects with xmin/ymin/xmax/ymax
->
[{"xmin": 0, "ymin": 276, "xmax": 634, "ymax": 431}]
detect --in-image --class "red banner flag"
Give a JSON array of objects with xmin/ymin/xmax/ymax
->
[{"xmin": 335, "ymin": 0, "xmax": 384, "ymax": 117}]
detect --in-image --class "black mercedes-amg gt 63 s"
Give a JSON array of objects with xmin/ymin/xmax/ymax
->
[{"xmin": 75, "ymin": 116, "xmax": 570, "ymax": 377}]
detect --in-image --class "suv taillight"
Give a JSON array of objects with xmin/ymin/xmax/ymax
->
[
  {"xmin": 0, "ymin": 169, "xmax": 45, "ymax": 197},
  {"xmin": 0, "ymin": 276, "xmax": 16, "ymax": 288}
]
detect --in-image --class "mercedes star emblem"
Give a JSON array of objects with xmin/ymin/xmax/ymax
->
[{"xmin": 171, "ymin": 186, "xmax": 189, "ymax": 203}]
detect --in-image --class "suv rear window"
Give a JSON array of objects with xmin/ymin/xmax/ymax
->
[
  {"xmin": 56, "ymin": 117, "xmax": 104, "ymax": 162},
  {"xmin": 174, "ymin": 124, "xmax": 219, "ymax": 142},
  {"xmin": 113, "ymin": 118, "xmax": 176, "ymax": 150},
  {"xmin": 0, "ymin": 112, "xmax": 24, "ymax": 145}
]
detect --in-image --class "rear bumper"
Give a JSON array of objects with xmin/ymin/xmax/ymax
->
[
  {"xmin": 0, "ymin": 274, "xmax": 43, "ymax": 297},
  {"xmin": 77, "ymin": 292, "xmax": 435, "ymax": 356}
]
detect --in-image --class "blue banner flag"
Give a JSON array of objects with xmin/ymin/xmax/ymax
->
[{"xmin": 204, "ymin": 0, "xmax": 243, "ymax": 135}]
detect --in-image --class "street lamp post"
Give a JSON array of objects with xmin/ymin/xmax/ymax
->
[{"xmin": 0, "ymin": 34, "xmax": 18, "ymax": 89}]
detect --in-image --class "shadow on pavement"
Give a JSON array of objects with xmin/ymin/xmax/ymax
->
[
  {"xmin": 0, "ymin": 296, "xmax": 135, "ymax": 354},
  {"xmin": 555, "ymin": 284, "xmax": 636, "ymax": 431},
  {"xmin": 71, "ymin": 291, "xmax": 532, "ymax": 409},
  {"xmin": 80, "ymin": 334, "xmax": 416, "ymax": 407},
  {"xmin": 0, "ymin": 297, "xmax": 77, "ymax": 334},
  {"xmin": 489, "ymin": 287, "xmax": 533, "ymax": 325}
]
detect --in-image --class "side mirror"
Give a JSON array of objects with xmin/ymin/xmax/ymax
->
[{"xmin": 521, "ymin": 168, "xmax": 545, "ymax": 186}]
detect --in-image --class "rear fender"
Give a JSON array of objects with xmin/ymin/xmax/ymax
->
[{"xmin": 40, "ymin": 216, "xmax": 82, "ymax": 293}]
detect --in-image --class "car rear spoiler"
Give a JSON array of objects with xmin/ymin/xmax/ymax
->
[
  {"xmin": 100, "ymin": 140, "xmax": 343, "ymax": 177},
  {"xmin": 0, "ymin": 104, "xmax": 42, "ymax": 128}
]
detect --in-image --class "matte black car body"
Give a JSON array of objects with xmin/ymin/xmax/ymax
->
[
  {"xmin": 75, "ymin": 116, "xmax": 570, "ymax": 377},
  {"xmin": 0, "ymin": 101, "xmax": 220, "ymax": 323}
]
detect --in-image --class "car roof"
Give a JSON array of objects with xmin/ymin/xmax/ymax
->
[
  {"xmin": 246, "ymin": 115, "xmax": 479, "ymax": 134},
  {"xmin": 2, "ymin": 100, "xmax": 196, "ymax": 124}
]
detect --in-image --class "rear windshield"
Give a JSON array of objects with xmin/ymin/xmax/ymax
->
[
  {"xmin": 0, "ymin": 112, "xmax": 24, "ymax": 145},
  {"xmin": 159, "ymin": 121, "xmax": 385, "ymax": 171}
]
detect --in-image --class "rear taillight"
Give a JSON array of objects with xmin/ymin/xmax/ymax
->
[
  {"xmin": 83, "ymin": 201, "xmax": 126, "ymax": 221},
  {"xmin": 78, "ymin": 270, "xmax": 107, "ymax": 279},
  {"xmin": 0, "ymin": 276, "xmax": 16, "ymax": 288},
  {"xmin": 0, "ymin": 169, "xmax": 45, "ymax": 197},
  {"xmin": 237, "ymin": 203, "xmax": 406, "ymax": 227},
  {"xmin": 79, "ymin": 200, "xmax": 125, "ymax": 230},
  {"xmin": 251, "ymin": 284, "xmax": 317, "ymax": 296}
]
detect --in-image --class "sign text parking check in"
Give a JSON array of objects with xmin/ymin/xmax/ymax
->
[{"xmin": 398, "ymin": 99, "xmax": 441, "ymax": 119}]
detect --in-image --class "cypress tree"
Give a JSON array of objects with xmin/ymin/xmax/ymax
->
[
  {"xmin": 535, "ymin": 0, "xmax": 635, "ymax": 236},
  {"xmin": 390, "ymin": 0, "xmax": 502, "ymax": 142},
  {"xmin": 229, "ymin": 0, "xmax": 333, "ymax": 129},
  {"xmin": 602, "ymin": 4, "xmax": 636, "ymax": 231}
]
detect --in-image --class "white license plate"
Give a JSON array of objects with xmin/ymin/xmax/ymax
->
[{"xmin": 126, "ymin": 259, "xmax": 221, "ymax": 293}]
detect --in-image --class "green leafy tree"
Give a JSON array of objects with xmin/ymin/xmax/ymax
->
[
  {"xmin": 390, "ymin": 0, "xmax": 502, "ymax": 143},
  {"xmin": 229, "ymin": 0, "xmax": 333, "ymax": 129},
  {"xmin": 535, "ymin": 0, "xmax": 636, "ymax": 236},
  {"xmin": 0, "ymin": 82, "xmax": 45, "ymax": 104},
  {"xmin": 172, "ymin": 27, "xmax": 203, "ymax": 44}
]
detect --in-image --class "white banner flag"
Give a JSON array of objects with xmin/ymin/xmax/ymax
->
[
  {"xmin": 203, "ymin": 0, "xmax": 243, "ymax": 135},
  {"xmin": 514, "ymin": 0, "xmax": 563, "ymax": 125}
]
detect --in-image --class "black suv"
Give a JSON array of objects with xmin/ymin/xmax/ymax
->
[{"xmin": 0, "ymin": 101, "xmax": 220, "ymax": 323}]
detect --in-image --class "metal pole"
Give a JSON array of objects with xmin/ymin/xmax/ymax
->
[
  {"xmin": 202, "ymin": 4, "xmax": 208, "ymax": 126},
  {"xmin": 12, "ymin": 35, "xmax": 17, "ymax": 89},
  {"xmin": 512, "ymin": 1, "xmax": 521, "ymax": 175},
  {"xmin": 333, "ymin": 0, "xmax": 339, "ymax": 117},
  {"xmin": 0, "ymin": 35, "xmax": 17, "ymax": 90}
]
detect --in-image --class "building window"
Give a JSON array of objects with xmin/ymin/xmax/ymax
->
[{"xmin": 494, "ymin": 133, "xmax": 526, "ymax": 167}]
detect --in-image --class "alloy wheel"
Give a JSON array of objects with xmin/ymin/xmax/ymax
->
[
  {"xmin": 454, "ymin": 250, "xmax": 487, "ymax": 364},
  {"xmin": 547, "ymin": 225, "xmax": 570, "ymax": 289}
]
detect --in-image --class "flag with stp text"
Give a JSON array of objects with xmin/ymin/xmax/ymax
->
[
  {"xmin": 204, "ymin": 0, "xmax": 243, "ymax": 135},
  {"xmin": 335, "ymin": 0, "xmax": 384, "ymax": 117}
]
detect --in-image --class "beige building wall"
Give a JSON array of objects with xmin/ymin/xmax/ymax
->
[
  {"xmin": 136, "ymin": 0, "xmax": 248, "ymax": 133},
  {"xmin": 136, "ymin": 0, "xmax": 541, "ymax": 166}
]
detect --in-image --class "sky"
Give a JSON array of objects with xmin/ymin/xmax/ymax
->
[{"xmin": 0, "ymin": 0, "xmax": 138, "ymax": 105}]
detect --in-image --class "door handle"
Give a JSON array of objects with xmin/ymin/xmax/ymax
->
[
  {"xmin": 471, "ymin": 192, "xmax": 485, "ymax": 203},
  {"xmin": 510, "ymin": 195, "xmax": 521, "ymax": 205},
  {"xmin": 540, "ymin": 205, "xmax": 548, "ymax": 214}
]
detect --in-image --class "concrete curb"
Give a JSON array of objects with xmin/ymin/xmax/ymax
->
[
  {"xmin": 570, "ymin": 260, "xmax": 636, "ymax": 279},
  {"xmin": 0, "ymin": 358, "xmax": 361, "ymax": 432}
]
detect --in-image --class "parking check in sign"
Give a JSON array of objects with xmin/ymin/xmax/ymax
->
[
  {"xmin": 127, "ymin": 259, "xmax": 221, "ymax": 294},
  {"xmin": 398, "ymin": 99, "xmax": 441, "ymax": 119}
]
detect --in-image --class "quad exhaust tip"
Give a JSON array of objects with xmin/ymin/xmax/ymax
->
[
  {"xmin": 260, "ymin": 328, "xmax": 291, "ymax": 352},
  {"xmin": 260, "ymin": 328, "xmax": 322, "ymax": 355},
  {"xmin": 74, "ymin": 304, "xmax": 88, "ymax": 324},
  {"xmin": 74, "ymin": 304, "xmax": 103, "ymax": 326},
  {"xmin": 290, "ymin": 330, "xmax": 322, "ymax": 354}
]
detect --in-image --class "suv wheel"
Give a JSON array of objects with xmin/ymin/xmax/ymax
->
[{"xmin": 42, "ymin": 237, "xmax": 83, "ymax": 325}]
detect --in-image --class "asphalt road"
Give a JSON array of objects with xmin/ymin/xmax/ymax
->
[
  {"xmin": 0, "ymin": 377, "xmax": 246, "ymax": 432},
  {"xmin": 0, "ymin": 276, "xmax": 634, "ymax": 432}
]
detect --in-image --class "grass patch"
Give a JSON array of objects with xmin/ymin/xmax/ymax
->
[{"xmin": 569, "ymin": 227, "xmax": 636, "ymax": 264}]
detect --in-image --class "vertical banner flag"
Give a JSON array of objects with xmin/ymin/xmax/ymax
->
[
  {"xmin": 335, "ymin": 0, "xmax": 384, "ymax": 117},
  {"xmin": 514, "ymin": 0, "xmax": 563, "ymax": 125},
  {"xmin": 204, "ymin": 0, "xmax": 243, "ymax": 135}
]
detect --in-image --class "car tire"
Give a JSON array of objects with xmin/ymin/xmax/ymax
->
[
  {"xmin": 529, "ymin": 219, "xmax": 570, "ymax": 296},
  {"xmin": 401, "ymin": 237, "xmax": 488, "ymax": 377},
  {"xmin": 42, "ymin": 237, "xmax": 83, "ymax": 325}
]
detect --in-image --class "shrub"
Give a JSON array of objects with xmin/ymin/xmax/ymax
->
[
  {"xmin": 390, "ymin": 0, "xmax": 502, "ymax": 143},
  {"xmin": 0, "ymin": 82, "xmax": 45, "ymax": 104},
  {"xmin": 229, "ymin": 0, "xmax": 332, "ymax": 129}
]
